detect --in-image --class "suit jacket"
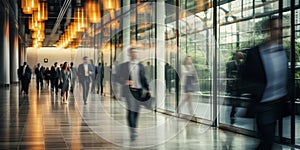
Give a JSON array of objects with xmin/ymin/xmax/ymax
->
[
  {"xmin": 77, "ymin": 63, "xmax": 95, "ymax": 82},
  {"xmin": 241, "ymin": 43, "xmax": 289, "ymax": 102},
  {"xmin": 117, "ymin": 62, "xmax": 149, "ymax": 97},
  {"xmin": 19, "ymin": 65, "xmax": 32, "ymax": 81},
  {"xmin": 241, "ymin": 42, "xmax": 290, "ymax": 120},
  {"xmin": 35, "ymin": 67, "xmax": 44, "ymax": 79},
  {"xmin": 50, "ymin": 66, "xmax": 60, "ymax": 79}
]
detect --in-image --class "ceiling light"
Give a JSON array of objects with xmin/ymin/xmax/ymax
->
[{"xmin": 85, "ymin": 0, "xmax": 101, "ymax": 23}]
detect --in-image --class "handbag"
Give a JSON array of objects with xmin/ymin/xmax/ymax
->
[
  {"xmin": 140, "ymin": 88, "xmax": 151, "ymax": 102},
  {"xmin": 141, "ymin": 89, "xmax": 155, "ymax": 110}
]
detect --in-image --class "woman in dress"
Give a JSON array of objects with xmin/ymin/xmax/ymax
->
[
  {"xmin": 178, "ymin": 56, "xmax": 196, "ymax": 115},
  {"xmin": 60, "ymin": 62, "xmax": 72, "ymax": 104}
]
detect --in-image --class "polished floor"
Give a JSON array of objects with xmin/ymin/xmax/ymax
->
[{"xmin": 0, "ymin": 82, "xmax": 297, "ymax": 149}]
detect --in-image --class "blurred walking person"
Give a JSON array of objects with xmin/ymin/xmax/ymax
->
[
  {"xmin": 51, "ymin": 62, "xmax": 60, "ymax": 95},
  {"xmin": 226, "ymin": 52, "xmax": 244, "ymax": 124},
  {"xmin": 103, "ymin": 62, "xmax": 110, "ymax": 96},
  {"xmin": 19, "ymin": 62, "xmax": 32, "ymax": 95},
  {"xmin": 117, "ymin": 46, "xmax": 150, "ymax": 141},
  {"xmin": 241, "ymin": 16, "xmax": 290, "ymax": 150},
  {"xmin": 44, "ymin": 67, "xmax": 51, "ymax": 88},
  {"xmin": 35, "ymin": 63, "xmax": 44, "ymax": 90},
  {"xmin": 70, "ymin": 62, "xmax": 77, "ymax": 93},
  {"xmin": 178, "ymin": 56, "xmax": 197, "ymax": 115},
  {"xmin": 60, "ymin": 62, "xmax": 72, "ymax": 104},
  {"xmin": 78, "ymin": 56, "xmax": 94, "ymax": 105},
  {"xmin": 90, "ymin": 59, "xmax": 97, "ymax": 93},
  {"xmin": 96, "ymin": 62, "xmax": 104, "ymax": 94}
]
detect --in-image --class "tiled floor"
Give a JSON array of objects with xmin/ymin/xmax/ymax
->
[{"xmin": 0, "ymin": 83, "xmax": 297, "ymax": 149}]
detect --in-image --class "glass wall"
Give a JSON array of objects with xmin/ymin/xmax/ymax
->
[{"xmin": 76, "ymin": 0, "xmax": 300, "ymax": 147}]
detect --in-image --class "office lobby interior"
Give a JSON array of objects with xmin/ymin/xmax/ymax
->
[{"xmin": 0, "ymin": 0, "xmax": 299, "ymax": 149}]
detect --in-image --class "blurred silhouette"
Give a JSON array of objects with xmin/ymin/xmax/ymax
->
[
  {"xmin": 60, "ymin": 62, "xmax": 72, "ymax": 104},
  {"xmin": 70, "ymin": 62, "xmax": 77, "ymax": 93},
  {"xmin": 78, "ymin": 56, "xmax": 94, "ymax": 105},
  {"xmin": 103, "ymin": 62, "xmax": 110, "ymax": 96},
  {"xmin": 226, "ymin": 52, "xmax": 244, "ymax": 124},
  {"xmin": 165, "ymin": 63, "xmax": 171, "ymax": 93},
  {"xmin": 19, "ymin": 62, "xmax": 32, "ymax": 95},
  {"xmin": 241, "ymin": 16, "xmax": 290, "ymax": 150},
  {"xmin": 111, "ymin": 61, "xmax": 119, "ymax": 99},
  {"xmin": 35, "ymin": 63, "xmax": 44, "ymax": 90},
  {"xmin": 96, "ymin": 62, "xmax": 104, "ymax": 95},
  {"xmin": 144, "ymin": 61, "xmax": 153, "ymax": 82},
  {"xmin": 117, "ymin": 46, "xmax": 150, "ymax": 141},
  {"xmin": 90, "ymin": 59, "xmax": 97, "ymax": 94},
  {"xmin": 44, "ymin": 67, "xmax": 51, "ymax": 87},
  {"xmin": 50, "ymin": 62, "xmax": 60, "ymax": 95},
  {"xmin": 178, "ymin": 56, "xmax": 197, "ymax": 115}
]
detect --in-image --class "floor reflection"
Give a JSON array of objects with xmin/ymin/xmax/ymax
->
[{"xmin": 0, "ymin": 83, "xmax": 295, "ymax": 149}]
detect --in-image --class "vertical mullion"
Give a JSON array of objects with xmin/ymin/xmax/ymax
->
[
  {"xmin": 212, "ymin": 0, "xmax": 218, "ymax": 127},
  {"xmin": 175, "ymin": 0, "xmax": 180, "ymax": 113},
  {"xmin": 290, "ymin": 0, "xmax": 296, "ymax": 145}
]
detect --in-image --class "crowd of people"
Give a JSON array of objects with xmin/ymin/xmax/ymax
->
[{"xmin": 17, "ymin": 57, "xmax": 111, "ymax": 104}]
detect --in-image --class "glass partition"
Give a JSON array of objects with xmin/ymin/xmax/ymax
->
[{"xmin": 75, "ymin": 0, "xmax": 300, "ymax": 147}]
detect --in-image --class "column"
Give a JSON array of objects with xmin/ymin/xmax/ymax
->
[
  {"xmin": 9, "ymin": 0, "xmax": 19, "ymax": 83},
  {"xmin": 0, "ymin": 2, "xmax": 10, "ymax": 86},
  {"xmin": 121, "ymin": 0, "xmax": 130, "ymax": 62},
  {"xmin": 156, "ymin": 0, "xmax": 166, "ymax": 107}
]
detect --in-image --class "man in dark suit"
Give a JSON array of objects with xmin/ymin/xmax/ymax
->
[
  {"xmin": 78, "ymin": 56, "xmax": 94, "ymax": 105},
  {"xmin": 19, "ymin": 62, "xmax": 32, "ymax": 95},
  {"xmin": 50, "ymin": 62, "xmax": 60, "ymax": 95},
  {"xmin": 96, "ymin": 62, "xmax": 104, "ymax": 94},
  {"xmin": 117, "ymin": 46, "xmax": 150, "ymax": 141},
  {"xmin": 35, "ymin": 63, "xmax": 44, "ymax": 90},
  {"xmin": 241, "ymin": 16, "xmax": 289, "ymax": 150},
  {"xmin": 226, "ymin": 52, "xmax": 244, "ymax": 123}
]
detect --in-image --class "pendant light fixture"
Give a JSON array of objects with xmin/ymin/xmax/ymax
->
[
  {"xmin": 103, "ymin": 0, "xmax": 114, "ymax": 10},
  {"xmin": 85, "ymin": 0, "xmax": 101, "ymax": 23},
  {"xmin": 22, "ymin": 0, "xmax": 39, "ymax": 14},
  {"xmin": 74, "ymin": 7, "xmax": 88, "ymax": 32},
  {"xmin": 38, "ymin": 1, "xmax": 48, "ymax": 21}
]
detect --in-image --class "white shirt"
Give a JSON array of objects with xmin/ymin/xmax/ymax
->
[
  {"xmin": 129, "ymin": 62, "xmax": 142, "ymax": 89},
  {"xmin": 84, "ymin": 64, "xmax": 89, "ymax": 76},
  {"xmin": 23, "ymin": 65, "xmax": 27, "ymax": 75}
]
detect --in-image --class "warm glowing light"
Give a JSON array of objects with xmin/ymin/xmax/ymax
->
[
  {"xmin": 38, "ymin": 1, "xmax": 48, "ymax": 21},
  {"xmin": 85, "ymin": 0, "xmax": 101, "ymax": 23},
  {"xmin": 22, "ymin": 0, "xmax": 39, "ymax": 14},
  {"xmin": 74, "ymin": 7, "xmax": 88, "ymax": 32},
  {"xmin": 31, "ymin": 21, "xmax": 45, "ymax": 31},
  {"xmin": 28, "ymin": 17, "xmax": 33, "ymax": 30},
  {"xmin": 103, "ymin": 0, "xmax": 116, "ymax": 10},
  {"xmin": 32, "ymin": 30, "xmax": 45, "ymax": 39},
  {"xmin": 111, "ymin": 20, "xmax": 120, "ymax": 30}
]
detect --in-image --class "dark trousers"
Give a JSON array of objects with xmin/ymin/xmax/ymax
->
[
  {"xmin": 51, "ymin": 78, "xmax": 58, "ymax": 90},
  {"xmin": 53, "ymin": 78, "xmax": 59, "ymax": 93},
  {"xmin": 256, "ymin": 119, "xmax": 276, "ymax": 150},
  {"xmin": 126, "ymin": 89, "xmax": 142, "ymax": 129},
  {"xmin": 80, "ymin": 77, "xmax": 90, "ymax": 102},
  {"xmin": 127, "ymin": 110, "xmax": 139, "ymax": 128},
  {"xmin": 253, "ymin": 100, "xmax": 285, "ymax": 150},
  {"xmin": 98, "ymin": 78, "xmax": 103, "ymax": 94},
  {"xmin": 21, "ymin": 79, "xmax": 30, "ymax": 94},
  {"xmin": 36, "ymin": 77, "xmax": 43, "ymax": 89}
]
